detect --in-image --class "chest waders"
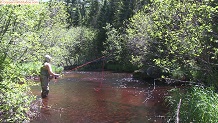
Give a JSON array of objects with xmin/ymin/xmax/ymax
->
[{"xmin": 40, "ymin": 66, "xmax": 50, "ymax": 98}]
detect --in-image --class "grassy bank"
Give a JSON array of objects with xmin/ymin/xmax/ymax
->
[{"xmin": 166, "ymin": 86, "xmax": 218, "ymax": 123}]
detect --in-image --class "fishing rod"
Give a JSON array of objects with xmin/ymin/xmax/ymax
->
[
  {"xmin": 70, "ymin": 55, "xmax": 111, "ymax": 92},
  {"xmin": 71, "ymin": 56, "xmax": 106, "ymax": 71}
]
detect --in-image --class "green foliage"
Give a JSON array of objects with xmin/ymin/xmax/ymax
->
[
  {"xmin": 51, "ymin": 65, "xmax": 64, "ymax": 74},
  {"xmin": 0, "ymin": 80, "xmax": 35, "ymax": 122},
  {"xmin": 0, "ymin": 0, "xmax": 217, "ymax": 121},
  {"xmin": 61, "ymin": 0, "xmax": 151, "ymax": 72},
  {"xmin": 19, "ymin": 62, "xmax": 42, "ymax": 77},
  {"xmin": 126, "ymin": 0, "xmax": 218, "ymax": 83},
  {"xmin": 113, "ymin": 0, "xmax": 135, "ymax": 28},
  {"xmin": 0, "ymin": 58, "xmax": 35, "ymax": 122},
  {"xmin": 103, "ymin": 23, "xmax": 138, "ymax": 72},
  {"xmin": 0, "ymin": 58, "xmax": 32, "ymax": 84},
  {"xmin": 171, "ymin": 68, "xmax": 186, "ymax": 80},
  {"xmin": 0, "ymin": 2, "xmax": 69, "ymax": 122},
  {"xmin": 105, "ymin": 63, "xmax": 137, "ymax": 72},
  {"xmin": 0, "ymin": 2, "xmax": 69, "ymax": 64},
  {"xmin": 87, "ymin": 0, "xmax": 100, "ymax": 27},
  {"xmin": 166, "ymin": 86, "xmax": 218, "ymax": 123},
  {"xmin": 19, "ymin": 62, "xmax": 64, "ymax": 76},
  {"xmin": 64, "ymin": 0, "xmax": 147, "ymax": 28},
  {"xmin": 103, "ymin": 23, "xmax": 122, "ymax": 61},
  {"xmin": 62, "ymin": 26, "xmax": 98, "ymax": 66}
]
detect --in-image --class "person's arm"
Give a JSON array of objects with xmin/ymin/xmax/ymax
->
[{"xmin": 45, "ymin": 63, "xmax": 59, "ymax": 76}]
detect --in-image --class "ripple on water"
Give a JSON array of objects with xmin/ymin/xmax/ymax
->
[{"xmin": 30, "ymin": 71, "xmax": 170, "ymax": 123}]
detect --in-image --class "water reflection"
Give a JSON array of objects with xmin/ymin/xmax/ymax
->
[{"xmin": 31, "ymin": 71, "xmax": 170, "ymax": 123}]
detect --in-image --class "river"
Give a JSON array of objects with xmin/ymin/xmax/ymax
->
[{"xmin": 30, "ymin": 71, "xmax": 172, "ymax": 123}]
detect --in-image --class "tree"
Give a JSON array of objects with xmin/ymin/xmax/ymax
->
[
  {"xmin": 126, "ymin": 0, "xmax": 218, "ymax": 83},
  {"xmin": 87, "ymin": 0, "xmax": 100, "ymax": 27},
  {"xmin": 0, "ymin": 3, "xmax": 69, "ymax": 122}
]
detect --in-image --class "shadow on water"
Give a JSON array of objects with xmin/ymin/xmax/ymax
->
[{"xmin": 30, "ymin": 71, "xmax": 172, "ymax": 123}]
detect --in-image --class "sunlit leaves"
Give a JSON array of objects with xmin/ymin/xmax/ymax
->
[
  {"xmin": 126, "ymin": 0, "xmax": 217, "ymax": 81},
  {"xmin": 167, "ymin": 87, "xmax": 218, "ymax": 122},
  {"xmin": 0, "ymin": 2, "xmax": 70, "ymax": 64},
  {"xmin": 60, "ymin": 26, "xmax": 98, "ymax": 65},
  {"xmin": 103, "ymin": 23, "xmax": 122, "ymax": 61},
  {"xmin": 0, "ymin": 3, "xmax": 69, "ymax": 122},
  {"xmin": 0, "ymin": 80, "xmax": 34, "ymax": 122}
]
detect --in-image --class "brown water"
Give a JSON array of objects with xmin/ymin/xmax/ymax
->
[{"xmin": 30, "ymin": 71, "xmax": 171, "ymax": 123}]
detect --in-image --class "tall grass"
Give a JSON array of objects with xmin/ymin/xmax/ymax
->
[{"xmin": 166, "ymin": 86, "xmax": 218, "ymax": 123}]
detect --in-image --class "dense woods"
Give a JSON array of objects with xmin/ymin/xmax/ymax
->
[{"xmin": 0, "ymin": 0, "xmax": 218, "ymax": 122}]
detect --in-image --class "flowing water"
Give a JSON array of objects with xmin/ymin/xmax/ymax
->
[{"xmin": 30, "ymin": 71, "xmax": 172, "ymax": 123}]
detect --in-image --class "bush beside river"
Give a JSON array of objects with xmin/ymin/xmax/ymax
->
[{"xmin": 1, "ymin": 0, "xmax": 218, "ymax": 122}]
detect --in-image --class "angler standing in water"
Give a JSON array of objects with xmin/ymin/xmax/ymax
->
[{"xmin": 40, "ymin": 55, "xmax": 60, "ymax": 98}]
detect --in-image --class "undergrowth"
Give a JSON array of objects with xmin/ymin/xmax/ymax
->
[{"xmin": 166, "ymin": 86, "xmax": 218, "ymax": 123}]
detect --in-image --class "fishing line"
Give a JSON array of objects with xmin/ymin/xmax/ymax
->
[
  {"xmin": 94, "ymin": 59, "xmax": 105, "ymax": 92},
  {"xmin": 71, "ymin": 56, "xmax": 105, "ymax": 71},
  {"xmin": 70, "ymin": 56, "xmax": 106, "ymax": 92}
]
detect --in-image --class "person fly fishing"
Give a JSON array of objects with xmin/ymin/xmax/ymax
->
[{"xmin": 40, "ymin": 55, "xmax": 60, "ymax": 98}]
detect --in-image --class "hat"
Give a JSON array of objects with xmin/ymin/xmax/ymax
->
[{"xmin": 44, "ymin": 55, "xmax": 52, "ymax": 62}]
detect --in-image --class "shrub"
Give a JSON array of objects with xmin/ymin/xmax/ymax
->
[
  {"xmin": 0, "ymin": 80, "xmax": 35, "ymax": 122},
  {"xmin": 0, "ymin": 61, "xmax": 36, "ymax": 122},
  {"xmin": 52, "ymin": 65, "xmax": 64, "ymax": 74},
  {"xmin": 166, "ymin": 86, "xmax": 218, "ymax": 123}
]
